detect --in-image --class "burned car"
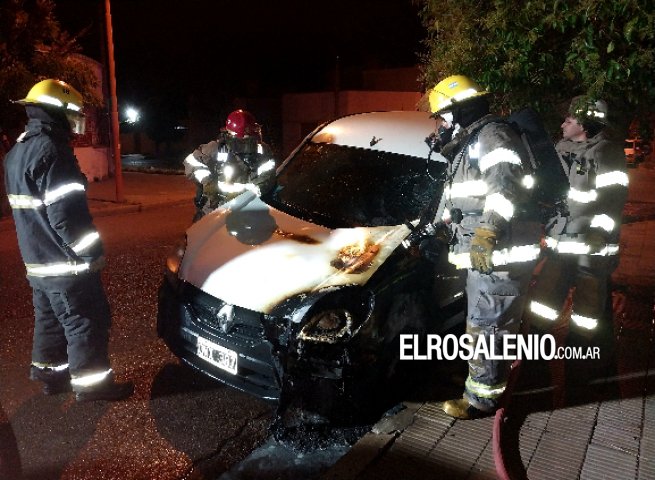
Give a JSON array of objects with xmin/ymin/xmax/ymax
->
[{"xmin": 157, "ymin": 111, "xmax": 465, "ymax": 421}]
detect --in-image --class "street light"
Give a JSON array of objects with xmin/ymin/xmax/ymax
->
[{"xmin": 125, "ymin": 107, "xmax": 140, "ymax": 124}]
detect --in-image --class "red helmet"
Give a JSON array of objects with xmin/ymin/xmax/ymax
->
[{"xmin": 225, "ymin": 109, "xmax": 260, "ymax": 138}]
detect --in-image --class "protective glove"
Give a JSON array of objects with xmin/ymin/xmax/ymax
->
[
  {"xmin": 585, "ymin": 228, "xmax": 607, "ymax": 254},
  {"xmin": 470, "ymin": 227, "xmax": 497, "ymax": 274}
]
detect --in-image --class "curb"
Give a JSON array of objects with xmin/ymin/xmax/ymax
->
[{"xmin": 88, "ymin": 199, "xmax": 190, "ymax": 218}]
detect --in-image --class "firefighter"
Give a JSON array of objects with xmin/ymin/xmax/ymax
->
[
  {"xmin": 427, "ymin": 75, "xmax": 542, "ymax": 419},
  {"xmin": 528, "ymin": 98, "xmax": 628, "ymax": 343},
  {"xmin": 184, "ymin": 109, "xmax": 276, "ymax": 221},
  {"xmin": 3, "ymin": 79, "xmax": 133, "ymax": 401}
]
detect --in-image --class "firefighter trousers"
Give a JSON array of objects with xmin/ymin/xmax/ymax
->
[
  {"xmin": 529, "ymin": 251, "xmax": 616, "ymax": 337},
  {"xmin": 31, "ymin": 272, "xmax": 111, "ymax": 376},
  {"xmin": 464, "ymin": 264, "xmax": 535, "ymax": 411}
]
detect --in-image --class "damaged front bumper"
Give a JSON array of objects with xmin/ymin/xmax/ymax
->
[{"xmin": 157, "ymin": 278, "xmax": 283, "ymax": 402}]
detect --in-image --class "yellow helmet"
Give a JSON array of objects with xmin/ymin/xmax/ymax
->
[
  {"xmin": 17, "ymin": 79, "xmax": 86, "ymax": 134},
  {"xmin": 428, "ymin": 75, "xmax": 489, "ymax": 114}
]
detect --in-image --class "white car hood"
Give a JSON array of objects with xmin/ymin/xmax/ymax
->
[{"xmin": 180, "ymin": 192, "xmax": 411, "ymax": 314}]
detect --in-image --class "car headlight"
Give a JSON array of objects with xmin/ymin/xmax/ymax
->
[
  {"xmin": 165, "ymin": 236, "xmax": 187, "ymax": 284},
  {"xmin": 298, "ymin": 309, "xmax": 354, "ymax": 344}
]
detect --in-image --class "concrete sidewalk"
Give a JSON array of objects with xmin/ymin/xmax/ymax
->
[{"xmin": 86, "ymin": 170, "xmax": 195, "ymax": 217}]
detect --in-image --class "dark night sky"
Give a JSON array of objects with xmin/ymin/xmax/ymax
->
[{"xmin": 54, "ymin": 0, "xmax": 425, "ymax": 105}]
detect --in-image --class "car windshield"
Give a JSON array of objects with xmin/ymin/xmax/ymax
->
[{"xmin": 263, "ymin": 142, "xmax": 447, "ymax": 228}]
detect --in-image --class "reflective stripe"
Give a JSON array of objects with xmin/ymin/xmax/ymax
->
[
  {"xmin": 493, "ymin": 244, "xmax": 541, "ymax": 264},
  {"xmin": 216, "ymin": 152, "xmax": 229, "ymax": 162},
  {"xmin": 522, "ymin": 174, "xmax": 535, "ymax": 189},
  {"xmin": 449, "ymin": 252, "xmax": 473, "ymax": 269},
  {"xmin": 545, "ymin": 237, "xmax": 620, "ymax": 256},
  {"xmin": 590, "ymin": 214, "xmax": 616, "ymax": 232},
  {"xmin": 568, "ymin": 187, "xmax": 597, "ymax": 204},
  {"xmin": 446, "ymin": 180, "xmax": 488, "ymax": 199},
  {"xmin": 571, "ymin": 313, "xmax": 598, "ymax": 330},
  {"xmin": 551, "ymin": 240, "xmax": 590, "ymax": 255},
  {"xmin": 36, "ymin": 95, "xmax": 64, "ymax": 108},
  {"xmin": 184, "ymin": 153, "xmax": 206, "ymax": 169},
  {"xmin": 193, "ymin": 169, "xmax": 211, "ymax": 183},
  {"xmin": 25, "ymin": 262, "xmax": 90, "ymax": 277},
  {"xmin": 224, "ymin": 165, "xmax": 235, "ymax": 181},
  {"xmin": 479, "ymin": 147, "xmax": 522, "ymax": 173},
  {"xmin": 544, "ymin": 236, "xmax": 559, "ymax": 249},
  {"xmin": 218, "ymin": 181, "xmax": 258, "ymax": 194},
  {"xmin": 442, "ymin": 207, "xmax": 451, "ymax": 221},
  {"xmin": 483, "ymin": 192, "xmax": 514, "ymax": 221},
  {"xmin": 257, "ymin": 144, "xmax": 264, "ymax": 154},
  {"xmin": 596, "ymin": 171, "xmax": 629, "ymax": 188},
  {"xmin": 454, "ymin": 88, "xmax": 479, "ymax": 103},
  {"xmin": 43, "ymin": 183, "xmax": 85, "ymax": 205},
  {"xmin": 529, "ymin": 301, "xmax": 559, "ymax": 321},
  {"xmin": 9, "ymin": 183, "xmax": 85, "ymax": 208},
  {"xmin": 468, "ymin": 142, "xmax": 480, "ymax": 159},
  {"xmin": 448, "ymin": 243, "xmax": 541, "ymax": 269},
  {"xmin": 593, "ymin": 244, "xmax": 620, "ymax": 256},
  {"xmin": 465, "ymin": 377, "xmax": 507, "ymax": 399},
  {"xmin": 8, "ymin": 194, "xmax": 44, "ymax": 209},
  {"xmin": 70, "ymin": 369, "xmax": 112, "ymax": 387},
  {"xmin": 257, "ymin": 159, "xmax": 276, "ymax": 175},
  {"xmin": 32, "ymin": 362, "xmax": 69, "ymax": 371},
  {"xmin": 70, "ymin": 231, "xmax": 100, "ymax": 254}
]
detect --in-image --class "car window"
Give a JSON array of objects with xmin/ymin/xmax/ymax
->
[{"xmin": 264, "ymin": 143, "xmax": 446, "ymax": 228}]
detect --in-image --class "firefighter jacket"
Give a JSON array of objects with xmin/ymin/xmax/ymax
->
[
  {"xmin": 546, "ymin": 131, "xmax": 628, "ymax": 256},
  {"xmin": 4, "ymin": 118, "xmax": 104, "ymax": 286},
  {"xmin": 441, "ymin": 115, "xmax": 542, "ymax": 270},
  {"xmin": 183, "ymin": 134, "xmax": 275, "ymax": 210}
]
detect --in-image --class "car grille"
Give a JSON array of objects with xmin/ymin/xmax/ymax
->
[{"xmin": 185, "ymin": 286, "xmax": 266, "ymax": 348}]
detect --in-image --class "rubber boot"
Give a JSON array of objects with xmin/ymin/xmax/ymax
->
[
  {"xmin": 29, "ymin": 365, "xmax": 72, "ymax": 395},
  {"xmin": 442, "ymin": 396, "xmax": 493, "ymax": 420},
  {"xmin": 73, "ymin": 372, "xmax": 134, "ymax": 402}
]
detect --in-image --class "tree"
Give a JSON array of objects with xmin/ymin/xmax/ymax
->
[
  {"xmin": 0, "ymin": 0, "xmax": 101, "ymax": 134},
  {"xmin": 415, "ymin": 0, "xmax": 655, "ymax": 137}
]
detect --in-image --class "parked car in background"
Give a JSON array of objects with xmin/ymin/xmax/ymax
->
[
  {"xmin": 157, "ymin": 111, "xmax": 466, "ymax": 423},
  {"xmin": 625, "ymin": 138, "xmax": 650, "ymax": 167}
]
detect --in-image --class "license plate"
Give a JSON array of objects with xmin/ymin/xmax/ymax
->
[{"xmin": 196, "ymin": 337, "xmax": 238, "ymax": 375}]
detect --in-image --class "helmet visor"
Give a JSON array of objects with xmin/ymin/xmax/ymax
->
[{"xmin": 66, "ymin": 112, "xmax": 86, "ymax": 135}]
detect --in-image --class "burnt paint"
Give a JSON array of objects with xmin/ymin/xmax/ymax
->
[
  {"xmin": 273, "ymin": 228, "xmax": 320, "ymax": 245},
  {"xmin": 330, "ymin": 244, "xmax": 381, "ymax": 274}
]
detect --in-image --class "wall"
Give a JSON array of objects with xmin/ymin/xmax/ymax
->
[
  {"xmin": 281, "ymin": 90, "xmax": 422, "ymax": 157},
  {"xmin": 74, "ymin": 146, "xmax": 110, "ymax": 182}
]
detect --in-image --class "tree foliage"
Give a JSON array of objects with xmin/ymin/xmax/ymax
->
[
  {"xmin": 0, "ymin": 0, "xmax": 101, "ymax": 133},
  {"xmin": 415, "ymin": 0, "xmax": 655, "ymax": 137}
]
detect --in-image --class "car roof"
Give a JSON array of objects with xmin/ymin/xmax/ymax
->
[{"xmin": 309, "ymin": 111, "xmax": 440, "ymax": 160}]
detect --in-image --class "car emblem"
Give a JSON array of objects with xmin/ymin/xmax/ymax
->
[{"xmin": 217, "ymin": 304, "xmax": 235, "ymax": 334}]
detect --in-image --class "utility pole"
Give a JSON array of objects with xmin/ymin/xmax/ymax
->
[
  {"xmin": 105, "ymin": 0, "xmax": 124, "ymax": 202},
  {"xmin": 334, "ymin": 55, "xmax": 340, "ymax": 119}
]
